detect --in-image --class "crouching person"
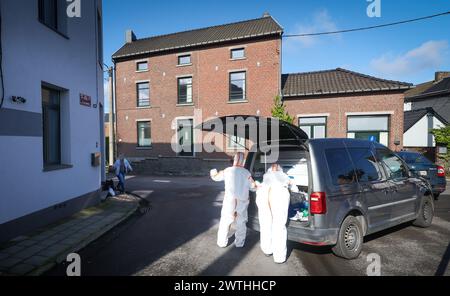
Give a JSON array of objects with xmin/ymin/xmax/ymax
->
[
  {"xmin": 256, "ymin": 164, "xmax": 298, "ymax": 264},
  {"xmin": 211, "ymin": 152, "xmax": 256, "ymax": 248}
]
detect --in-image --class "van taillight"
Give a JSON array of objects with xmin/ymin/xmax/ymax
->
[
  {"xmin": 310, "ymin": 192, "xmax": 327, "ymax": 214},
  {"xmin": 437, "ymin": 166, "xmax": 445, "ymax": 177}
]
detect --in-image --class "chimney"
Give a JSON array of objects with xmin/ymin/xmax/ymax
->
[
  {"xmin": 262, "ymin": 12, "xmax": 270, "ymax": 18},
  {"xmin": 435, "ymin": 71, "xmax": 450, "ymax": 82},
  {"xmin": 126, "ymin": 30, "xmax": 137, "ymax": 44}
]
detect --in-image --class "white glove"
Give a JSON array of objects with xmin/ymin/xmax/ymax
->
[
  {"xmin": 290, "ymin": 184, "xmax": 300, "ymax": 193},
  {"xmin": 210, "ymin": 169, "xmax": 218, "ymax": 178}
]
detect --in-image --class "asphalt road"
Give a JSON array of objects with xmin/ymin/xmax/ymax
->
[{"xmin": 46, "ymin": 176, "xmax": 450, "ymax": 276}]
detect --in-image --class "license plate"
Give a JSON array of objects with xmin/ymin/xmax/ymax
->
[{"xmin": 419, "ymin": 171, "xmax": 428, "ymax": 176}]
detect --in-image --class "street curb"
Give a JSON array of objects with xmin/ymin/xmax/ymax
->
[{"xmin": 31, "ymin": 201, "xmax": 137, "ymax": 276}]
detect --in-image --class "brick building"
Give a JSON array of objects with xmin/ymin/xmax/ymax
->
[
  {"xmin": 282, "ymin": 68, "xmax": 412, "ymax": 151},
  {"xmin": 112, "ymin": 15, "xmax": 283, "ymax": 166},
  {"xmin": 112, "ymin": 15, "xmax": 412, "ymax": 173}
]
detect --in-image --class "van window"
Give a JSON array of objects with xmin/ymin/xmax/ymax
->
[
  {"xmin": 325, "ymin": 149, "xmax": 356, "ymax": 186},
  {"xmin": 377, "ymin": 149, "xmax": 409, "ymax": 180},
  {"xmin": 347, "ymin": 148, "xmax": 382, "ymax": 182}
]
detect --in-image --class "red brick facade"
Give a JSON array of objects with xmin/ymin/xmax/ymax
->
[
  {"xmin": 115, "ymin": 37, "xmax": 282, "ymax": 159},
  {"xmin": 284, "ymin": 92, "xmax": 405, "ymax": 151}
]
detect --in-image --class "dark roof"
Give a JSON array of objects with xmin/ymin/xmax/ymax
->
[
  {"xmin": 404, "ymin": 108, "xmax": 448, "ymax": 132},
  {"xmin": 405, "ymin": 77, "xmax": 450, "ymax": 101},
  {"xmin": 404, "ymin": 81, "xmax": 435, "ymax": 98},
  {"xmin": 282, "ymin": 68, "xmax": 412, "ymax": 97},
  {"xmin": 112, "ymin": 16, "xmax": 283, "ymax": 60}
]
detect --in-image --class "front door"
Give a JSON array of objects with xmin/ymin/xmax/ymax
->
[{"xmin": 177, "ymin": 119, "xmax": 194, "ymax": 157}]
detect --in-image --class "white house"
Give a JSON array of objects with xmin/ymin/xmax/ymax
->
[
  {"xmin": 0, "ymin": 0, "xmax": 104, "ymax": 242},
  {"xmin": 403, "ymin": 108, "xmax": 448, "ymax": 148}
]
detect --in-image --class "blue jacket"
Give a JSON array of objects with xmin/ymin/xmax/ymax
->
[{"xmin": 113, "ymin": 159, "xmax": 133, "ymax": 176}]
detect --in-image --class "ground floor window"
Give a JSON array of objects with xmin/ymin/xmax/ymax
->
[
  {"xmin": 137, "ymin": 121, "xmax": 152, "ymax": 147},
  {"xmin": 42, "ymin": 86, "xmax": 61, "ymax": 167},
  {"xmin": 347, "ymin": 115, "xmax": 390, "ymax": 147},
  {"xmin": 299, "ymin": 117, "xmax": 327, "ymax": 139}
]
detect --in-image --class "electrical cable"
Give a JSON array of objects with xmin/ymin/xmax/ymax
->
[
  {"xmin": 283, "ymin": 11, "xmax": 450, "ymax": 38},
  {"xmin": 0, "ymin": 4, "xmax": 4, "ymax": 109}
]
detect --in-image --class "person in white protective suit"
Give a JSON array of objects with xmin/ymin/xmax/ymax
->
[
  {"xmin": 211, "ymin": 152, "xmax": 256, "ymax": 248},
  {"xmin": 256, "ymin": 164, "xmax": 299, "ymax": 264}
]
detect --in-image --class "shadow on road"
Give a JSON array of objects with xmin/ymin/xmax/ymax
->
[
  {"xmin": 199, "ymin": 234, "xmax": 258, "ymax": 276},
  {"xmin": 435, "ymin": 240, "xmax": 450, "ymax": 276}
]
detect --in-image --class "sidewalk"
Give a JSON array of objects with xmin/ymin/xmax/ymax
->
[{"xmin": 0, "ymin": 194, "xmax": 139, "ymax": 276}]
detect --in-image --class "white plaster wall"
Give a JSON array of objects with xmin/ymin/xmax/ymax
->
[
  {"xmin": 0, "ymin": 0, "xmax": 104, "ymax": 224},
  {"xmin": 404, "ymin": 115, "xmax": 446, "ymax": 148}
]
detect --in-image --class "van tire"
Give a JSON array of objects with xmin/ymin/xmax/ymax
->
[
  {"xmin": 332, "ymin": 216, "xmax": 364, "ymax": 260},
  {"xmin": 413, "ymin": 195, "xmax": 434, "ymax": 228}
]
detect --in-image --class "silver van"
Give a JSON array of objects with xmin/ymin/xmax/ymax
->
[{"xmin": 200, "ymin": 115, "xmax": 434, "ymax": 259}]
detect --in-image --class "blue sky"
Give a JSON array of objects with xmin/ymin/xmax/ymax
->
[{"xmin": 103, "ymin": 0, "xmax": 450, "ymax": 88}]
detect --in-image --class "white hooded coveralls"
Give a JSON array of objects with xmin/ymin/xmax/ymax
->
[
  {"xmin": 256, "ymin": 165, "xmax": 296, "ymax": 263},
  {"xmin": 211, "ymin": 153, "xmax": 253, "ymax": 248}
]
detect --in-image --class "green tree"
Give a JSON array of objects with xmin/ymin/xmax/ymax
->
[
  {"xmin": 432, "ymin": 125, "xmax": 450, "ymax": 162},
  {"xmin": 271, "ymin": 95, "xmax": 294, "ymax": 124}
]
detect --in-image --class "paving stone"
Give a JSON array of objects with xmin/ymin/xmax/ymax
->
[
  {"xmin": 14, "ymin": 245, "xmax": 46, "ymax": 259},
  {"xmin": 32, "ymin": 232, "xmax": 53, "ymax": 241},
  {"xmin": 37, "ymin": 245, "xmax": 70, "ymax": 258},
  {"xmin": 1, "ymin": 245, "xmax": 25, "ymax": 255},
  {"xmin": 0, "ymin": 257, "xmax": 23, "ymax": 269},
  {"xmin": 0, "ymin": 252, "xmax": 10, "ymax": 260},
  {"xmin": 9, "ymin": 264, "xmax": 36, "ymax": 275},
  {"xmin": 17, "ymin": 240, "xmax": 39, "ymax": 248},
  {"xmin": 24, "ymin": 255, "xmax": 51, "ymax": 266}
]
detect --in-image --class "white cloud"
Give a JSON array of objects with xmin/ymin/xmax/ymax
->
[
  {"xmin": 285, "ymin": 9, "xmax": 340, "ymax": 48},
  {"xmin": 370, "ymin": 40, "xmax": 449, "ymax": 76}
]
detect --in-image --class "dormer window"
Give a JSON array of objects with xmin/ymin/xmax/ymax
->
[
  {"xmin": 231, "ymin": 48, "xmax": 245, "ymax": 60},
  {"xmin": 136, "ymin": 61, "xmax": 148, "ymax": 72},
  {"xmin": 178, "ymin": 55, "xmax": 191, "ymax": 66}
]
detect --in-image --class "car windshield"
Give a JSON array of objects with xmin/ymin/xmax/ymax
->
[{"xmin": 400, "ymin": 153, "xmax": 433, "ymax": 165}]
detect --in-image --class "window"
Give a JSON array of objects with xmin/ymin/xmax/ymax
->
[
  {"xmin": 42, "ymin": 86, "xmax": 61, "ymax": 166},
  {"xmin": 178, "ymin": 77, "xmax": 193, "ymax": 104},
  {"xmin": 376, "ymin": 149, "xmax": 409, "ymax": 180},
  {"xmin": 136, "ymin": 61, "xmax": 148, "ymax": 72},
  {"xmin": 325, "ymin": 148, "xmax": 356, "ymax": 186},
  {"xmin": 178, "ymin": 55, "xmax": 191, "ymax": 66},
  {"xmin": 228, "ymin": 135, "xmax": 246, "ymax": 150},
  {"xmin": 229, "ymin": 72, "xmax": 246, "ymax": 101},
  {"xmin": 347, "ymin": 115, "xmax": 390, "ymax": 147},
  {"xmin": 231, "ymin": 48, "xmax": 245, "ymax": 59},
  {"xmin": 347, "ymin": 148, "xmax": 382, "ymax": 183},
  {"xmin": 137, "ymin": 82, "xmax": 150, "ymax": 107},
  {"xmin": 299, "ymin": 117, "xmax": 327, "ymax": 139},
  {"xmin": 39, "ymin": 0, "xmax": 58, "ymax": 30},
  {"xmin": 137, "ymin": 121, "xmax": 151, "ymax": 147},
  {"xmin": 38, "ymin": 0, "xmax": 67, "ymax": 35}
]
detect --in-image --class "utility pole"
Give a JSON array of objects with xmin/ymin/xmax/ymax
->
[{"xmin": 108, "ymin": 66, "xmax": 115, "ymax": 166}]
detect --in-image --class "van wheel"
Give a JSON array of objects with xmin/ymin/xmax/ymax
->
[
  {"xmin": 332, "ymin": 216, "xmax": 364, "ymax": 260},
  {"xmin": 413, "ymin": 196, "xmax": 434, "ymax": 228}
]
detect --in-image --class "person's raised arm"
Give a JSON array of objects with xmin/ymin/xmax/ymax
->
[{"xmin": 210, "ymin": 169, "xmax": 225, "ymax": 182}]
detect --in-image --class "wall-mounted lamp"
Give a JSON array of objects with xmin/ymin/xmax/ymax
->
[{"xmin": 11, "ymin": 96, "xmax": 26, "ymax": 104}]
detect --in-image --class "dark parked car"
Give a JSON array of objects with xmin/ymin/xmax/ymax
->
[
  {"xmin": 199, "ymin": 116, "xmax": 435, "ymax": 260},
  {"xmin": 397, "ymin": 151, "xmax": 447, "ymax": 199}
]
